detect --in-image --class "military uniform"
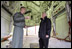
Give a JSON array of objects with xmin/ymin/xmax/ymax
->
[{"xmin": 11, "ymin": 12, "xmax": 25, "ymax": 48}]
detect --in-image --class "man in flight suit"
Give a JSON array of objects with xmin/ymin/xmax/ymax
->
[{"xmin": 11, "ymin": 7, "xmax": 30, "ymax": 48}]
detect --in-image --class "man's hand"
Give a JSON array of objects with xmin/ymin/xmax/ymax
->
[
  {"xmin": 25, "ymin": 26, "xmax": 27, "ymax": 28},
  {"xmin": 25, "ymin": 16, "xmax": 30, "ymax": 19},
  {"xmin": 46, "ymin": 35, "xmax": 49, "ymax": 38}
]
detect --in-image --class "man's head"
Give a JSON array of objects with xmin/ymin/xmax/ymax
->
[
  {"xmin": 42, "ymin": 12, "xmax": 47, "ymax": 19},
  {"xmin": 20, "ymin": 7, "xmax": 26, "ymax": 14}
]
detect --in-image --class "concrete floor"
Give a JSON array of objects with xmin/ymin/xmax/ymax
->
[{"xmin": 1, "ymin": 36, "xmax": 71, "ymax": 48}]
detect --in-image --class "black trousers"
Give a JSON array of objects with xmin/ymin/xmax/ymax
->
[{"xmin": 39, "ymin": 38, "xmax": 49, "ymax": 48}]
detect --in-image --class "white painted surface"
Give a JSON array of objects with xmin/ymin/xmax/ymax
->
[
  {"xmin": 23, "ymin": 26, "xmax": 39, "ymax": 36},
  {"xmin": 1, "ymin": 8, "xmax": 11, "ymax": 38}
]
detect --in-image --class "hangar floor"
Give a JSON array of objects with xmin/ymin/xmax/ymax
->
[{"xmin": 1, "ymin": 36, "xmax": 71, "ymax": 48}]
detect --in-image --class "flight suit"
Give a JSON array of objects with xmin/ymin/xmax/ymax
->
[{"xmin": 11, "ymin": 12, "xmax": 25, "ymax": 48}]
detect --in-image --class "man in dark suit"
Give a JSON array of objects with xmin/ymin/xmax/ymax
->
[{"xmin": 38, "ymin": 12, "xmax": 51, "ymax": 48}]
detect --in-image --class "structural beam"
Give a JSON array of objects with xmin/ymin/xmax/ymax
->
[{"xmin": 2, "ymin": 4, "xmax": 12, "ymax": 15}]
